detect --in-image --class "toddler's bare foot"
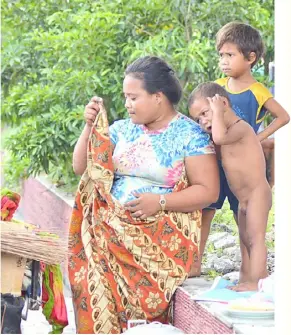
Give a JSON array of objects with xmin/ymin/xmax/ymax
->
[
  {"xmin": 238, "ymin": 270, "xmax": 249, "ymax": 284},
  {"xmin": 238, "ymin": 270, "xmax": 268, "ymax": 285},
  {"xmin": 229, "ymin": 281, "xmax": 258, "ymax": 292}
]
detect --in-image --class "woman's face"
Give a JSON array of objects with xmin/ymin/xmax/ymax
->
[{"xmin": 123, "ymin": 75, "xmax": 160, "ymax": 125}]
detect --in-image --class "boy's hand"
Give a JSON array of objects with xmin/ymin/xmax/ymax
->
[{"xmin": 207, "ymin": 94, "xmax": 226, "ymax": 114}]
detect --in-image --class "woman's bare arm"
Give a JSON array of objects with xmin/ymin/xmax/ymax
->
[
  {"xmin": 164, "ymin": 154, "xmax": 219, "ymax": 212},
  {"xmin": 125, "ymin": 153, "xmax": 219, "ymax": 217},
  {"xmin": 72, "ymin": 124, "xmax": 91, "ymax": 175},
  {"xmin": 72, "ymin": 96, "xmax": 101, "ymax": 175}
]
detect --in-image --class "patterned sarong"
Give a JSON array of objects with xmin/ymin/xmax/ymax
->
[{"xmin": 68, "ymin": 101, "xmax": 201, "ymax": 334}]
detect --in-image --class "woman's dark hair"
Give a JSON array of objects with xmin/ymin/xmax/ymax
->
[
  {"xmin": 188, "ymin": 82, "xmax": 231, "ymax": 107},
  {"xmin": 216, "ymin": 22, "xmax": 264, "ymax": 68},
  {"xmin": 125, "ymin": 56, "xmax": 182, "ymax": 105}
]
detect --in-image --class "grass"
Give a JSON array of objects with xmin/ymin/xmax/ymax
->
[{"xmin": 205, "ymin": 269, "xmax": 222, "ymax": 280}]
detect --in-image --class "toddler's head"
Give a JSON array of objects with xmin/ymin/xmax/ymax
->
[{"xmin": 189, "ymin": 82, "xmax": 230, "ymax": 133}]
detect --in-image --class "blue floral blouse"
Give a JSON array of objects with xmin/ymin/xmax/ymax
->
[{"xmin": 109, "ymin": 113, "xmax": 215, "ymax": 204}]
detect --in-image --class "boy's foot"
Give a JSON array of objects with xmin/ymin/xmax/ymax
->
[{"xmin": 228, "ymin": 281, "xmax": 258, "ymax": 292}]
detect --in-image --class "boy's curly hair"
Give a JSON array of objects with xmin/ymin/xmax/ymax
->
[{"xmin": 216, "ymin": 22, "xmax": 265, "ymax": 68}]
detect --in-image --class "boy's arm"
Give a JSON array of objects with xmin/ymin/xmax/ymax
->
[
  {"xmin": 257, "ymin": 98, "xmax": 290, "ymax": 142},
  {"xmin": 209, "ymin": 95, "xmax": 244, "ymax": 145}
]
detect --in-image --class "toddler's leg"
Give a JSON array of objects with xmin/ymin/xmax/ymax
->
[
  {"xmin": 233, "ymin": 185, "xmax": 271, "ymax": 291},
  {"xmin": 233, "ymin": 212, "xmax": 251, "ymax": 283},
  {"xmin": 228, "ymin": 188, "xmax": 250, "ymax": 283},
  {"xmin": 189, "ymin": 208, "xmax": 216, "ymax": 277}
]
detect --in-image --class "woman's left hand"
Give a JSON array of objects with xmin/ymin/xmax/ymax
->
[{"xmin": 124, "ymin": 193, "xmax": 161, "ymax": 220}]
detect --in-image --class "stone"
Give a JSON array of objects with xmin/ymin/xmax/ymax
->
[
  {"xmin": 204, "ymin": 254, "xmax": 219, "ymax": 266},
  {"xmin": 208, "ymin": 232, "xmax": 228, "ymax": 244},
  {"xmin": 233, "ymin": 262, "xmax": 241, "ymax": 271},
  {"xmin": 213, "ymin": 258, "xmax": 234, "ymax": 275},
  {"xmin": 223, "ymin": 246, "xmax": 241, "ymax": 262},
  {"xmin": 211, "ymin": 223, "xmax": 234, "ymax": 234},
  {"xmin": 266, "ymin": 231, "xmax": 275, "ymax": 243},
  {"xmin": 267, "ymin": 256, "xmax": 275, "ymax": 273},
  {"xmin": 223, "ymin": 246, "xmax": 237, "ymax": 257},
  {"xmin": 219, "ymin": 255, "xmax": 228, "ymax": 260},
  {"xmin": 223, "ymin": 271, "xmax": 240, "ymax": 283},
  {"xmin": 200, "ymin": 265, "xmax": 210, "ymax": 275},
  {"xmin": 214, "ymin": 235, "xmax": 237, "ymax": 249},
  {"xmin": 201, "ymin": 254, "xmax": 219, "ymax": 274}
]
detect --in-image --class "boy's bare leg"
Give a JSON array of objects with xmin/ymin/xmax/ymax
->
[
  {"xmin": 233, "ymin": 213, "xmax": 251, "ymax": 283},
  {"xmin": 232, "ymin": 186, "xmax": 271, "ymax": 291},
  {"xmin": 189, "ymin": 209, "xmax": 216, "ymax": 277}
]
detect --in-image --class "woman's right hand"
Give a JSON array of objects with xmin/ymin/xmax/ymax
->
[{"xmin": 84, "ymin": 96, "xmax": 102, "ymax": 127}]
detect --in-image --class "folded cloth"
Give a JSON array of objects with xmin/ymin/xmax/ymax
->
[
  {"xmin": 42, "ymin": 264, "xmax": 68, "ymax": 334},
  {"xmin": 192, "ymin": 277, "xmax": 255, "ymax": 303},
  {"xmin": 1, "ymin": 189, "xmax": 21, "ymax": 221}
]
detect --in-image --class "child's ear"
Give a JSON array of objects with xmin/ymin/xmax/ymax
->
[
  {"xmin": 248, "ymin": 52, "xmax": 256, "ymax": 65},
  {"xmin": 221, "ymin": 97, "xmax": 229, "ymax": 107}
]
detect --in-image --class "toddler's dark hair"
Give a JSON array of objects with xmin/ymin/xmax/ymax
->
[
  {"xmin": 188, "ymin": 82, "xmax": 231, "ymax": 108},
  {"xmin": 216, "ymin": 22, "xmax": 264, "ymax": 68}
]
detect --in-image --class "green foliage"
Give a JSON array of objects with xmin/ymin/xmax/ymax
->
[
  {"xmin": 205, "ymin": 269, "xmax": 222, "ymax": 280},
  {"xmin": 266, "ymin": 239, "xmax": 274, "ymax": 251},
  {"xmin": 212, "ymin": 201, "xmax": 238, "ymax": 232},
  {"xmin": 2, "ymin": 155, "xmax": 30, "ymax": 193},
  {"xmin": 206, "ymin": 242, "xmax": 215, "ymax": 254},
  {"xmin": 1, "ymin": 0, "xmax": 274, "ymax": 187}
]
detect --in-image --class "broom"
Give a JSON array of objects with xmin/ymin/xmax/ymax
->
[{"xmin": 1, "ymin": 221, "xmax": 69, "ymax": 265}]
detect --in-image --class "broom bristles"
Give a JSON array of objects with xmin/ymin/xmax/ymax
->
[{"xmin": 1, "ymin": 222, "xmax": 70, "ymax": 265}]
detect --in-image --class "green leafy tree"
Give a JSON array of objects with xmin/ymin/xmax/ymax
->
[{"xmin": 1, "ymin": 0, "xmax": 274, "ymax": 189}]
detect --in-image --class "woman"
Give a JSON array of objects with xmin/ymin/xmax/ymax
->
[{"xmin": 69, "ymin": 56, "xmax": 219, "ymax": 334}]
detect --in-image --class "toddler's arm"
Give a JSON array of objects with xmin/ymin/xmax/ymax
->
[{"xmin": 209, "ymin": 95, "xmax": 244, "ymax": 145}]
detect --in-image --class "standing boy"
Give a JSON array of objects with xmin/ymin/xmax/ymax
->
[{"xmin": 189, "ymin": 22, "xmax": 289, "ymax": 280}]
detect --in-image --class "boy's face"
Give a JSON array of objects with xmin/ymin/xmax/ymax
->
[
  {"xmin": 189, "ymin": 98, "xmax": 213, "ymax": 134},
  {"xmin": 218, "ymin": 42, "xmax": 253, "ymax": 77}
]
